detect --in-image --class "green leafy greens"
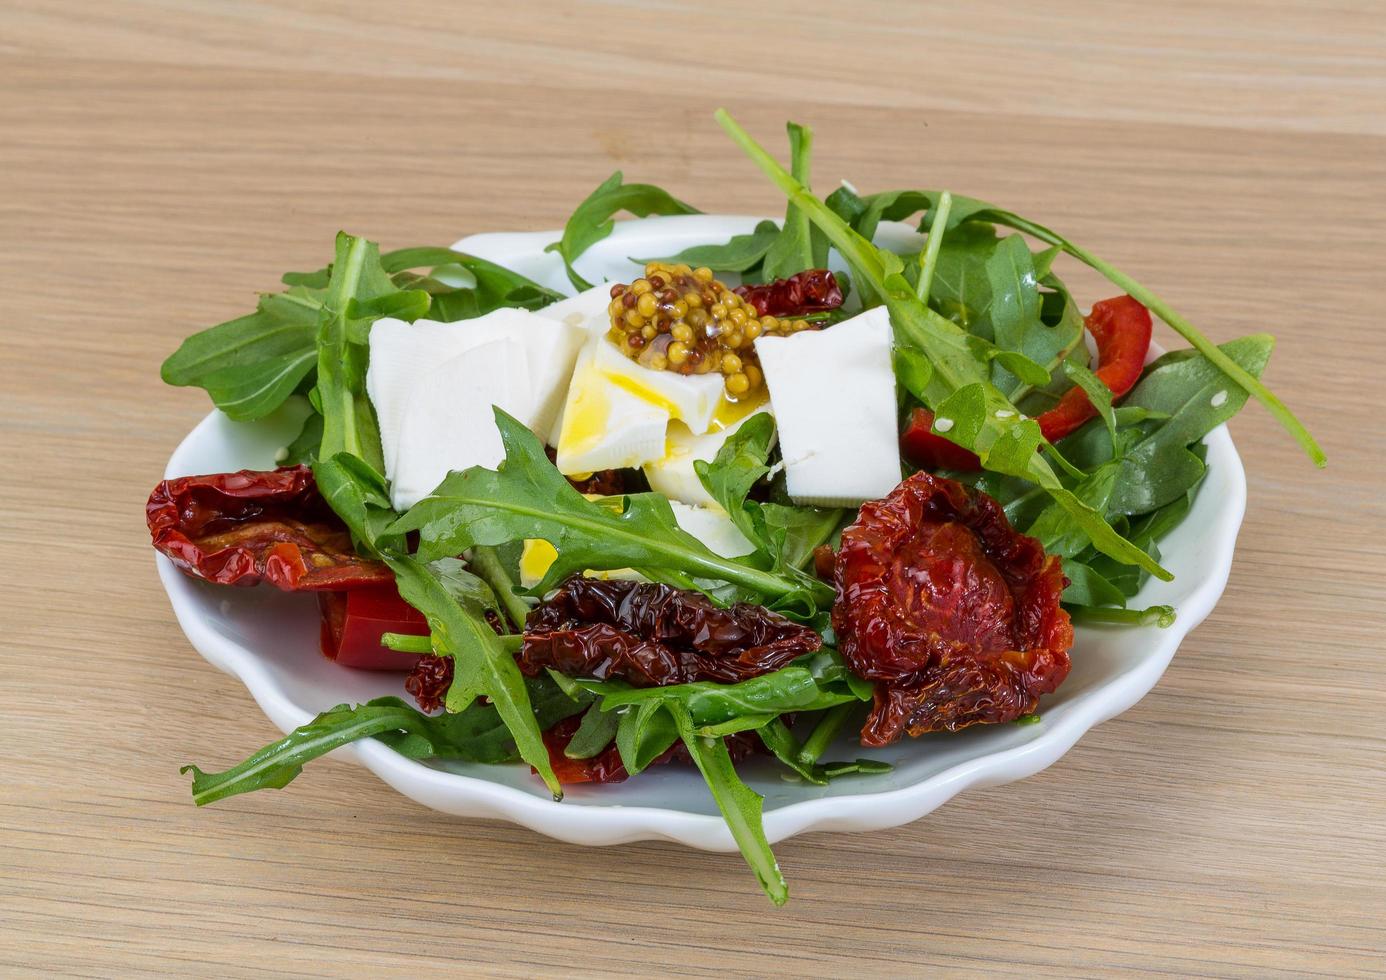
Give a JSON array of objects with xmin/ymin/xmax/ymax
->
[
  {"xmin": 546, "ymin": 171, "xmax": 700, "ymax": 291},
  {"xmin": 167, "ymin": 112, "xmax": 1323, "ymax": 909}
]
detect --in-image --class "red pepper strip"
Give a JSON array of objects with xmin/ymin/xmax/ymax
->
[
  {"xmin": 318, "ymin": 585, "xmax": 428, "ymax": 671},
  {"xmin": 147, "ymin": 465, "xmax": 393, "ymax": 591},
  {"xmin": 898, "ymin": 295, "xmax": 1153, "ymax": 471},
  {"xmin": 1037, "ymin": 295, "xmax": 1152, "ymax": 442}
]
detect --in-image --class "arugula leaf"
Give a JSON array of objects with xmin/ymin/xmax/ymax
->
[
  {"xmin": 1062, "ymin": 558, "xmax": 1129, "ymax": 607},
  {"xmin": 391, "ymin": 409, "xmax": 815, "ymax": 601},
  {"xmin": 985, "ymin": 233, "xmax": 1044, "ymax": 389},
  {"xmin": 761, "ymin": 122, "xmax": 828, "ymax": 281},
  {"xmin": 636, "ymin": 219, "xmax": 780, "ymax": 273},
  {"xmin": 667, "ymin": 703, "xmax": 788, "ymax": 906},
  {"xmin": 394, "ymin": 553, "xmax": 562, "ymax": 794},
  {"xmin": 161, "ymin": 289, "xmax": 322, "ymax": 421},
  {"xmin": 546, "ymin": 172, "xmax": 700, "ymax": 290},
  {"xmin": 759, "ymin": 503, "xmax": 843, "ymax": 573},
  {"xmin": 714, "ymin": 109, "xmax": 1170, "ymax": 582},
  {"xmin": 563, "ymin": 703, "xmax": 620, "ymax": 760},
  {"xmin": 282, "ymin": 410, "xmax": 323, "ymax": 466},
  {"xmin": 577, "ymin": 650, "xmax": 869, "ymax": 729},
  {"xmin": 313, "ymin": 452, "xmax": 564, "ymax": 798},
  {"xmin": 1108, "ymin": 335, "xmax": 1272, "ymax": 515},
  {"xmin": 312, "ymin": 234, "xmax": 402, "ymax": 474},
  {"xmin": 1063, "ymin": 360, "xmax": 1119, "ymax": 456},
  {"xmin": 613, "ymin": 700, "xmax": 680, "ymax": 775},
  {"xmin": 429, "ymin": 556, "xmax": 504, "ymax": 621},
  {"xmin": 382, "ymin": 247, "xmax": 564, "ymax": 319},
  {"xmin": 694, "ymin": 414, "xmax": 841, "ymax": 595},
  {"xmin": 755, "ymin": 718, "xmax": 827, "ymax": 784},
  {"xmin": 898, "ymin": 191, "xmax": 1324, "ymax": 467},
  {"xmin": 694, "ymin": 412, "xmax": 776, "ymax": 551},
  {"xmin": 467, "ymin": 544, "xmax": 532, "ymax": 631},
  {"xmin": 182, "ymin": 678, "xmax": 588, "ymax": 806}
]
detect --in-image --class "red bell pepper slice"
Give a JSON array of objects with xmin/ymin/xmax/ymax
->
[
  {"xmin": 1036, "ymin": 295, "xmax": 1152, "ymax": 443},
  {"xmin": 318, "ymin": 584, "xmax": 429, "ymax": 671},
  {"xmin": 900, "ymin": 406, "xmax": 983, "ymax": 471},
  {"xmin": 899, "ymin": 295, "xmax": 1153, "ymax": 471}
]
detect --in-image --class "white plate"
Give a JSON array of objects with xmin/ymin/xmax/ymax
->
[{"xmin": 155, "ymin": 215, "xmax": 1246, "ymax": 851}]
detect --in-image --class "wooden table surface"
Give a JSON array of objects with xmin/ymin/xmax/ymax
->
[{"xmin": 3, "ymin": 2, "xmax": 1383, "ymax": 975}]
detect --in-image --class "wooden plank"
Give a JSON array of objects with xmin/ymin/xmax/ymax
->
[{"xmin": 1, "ymin": 3, "xmax": 1382, "ymax": 974}]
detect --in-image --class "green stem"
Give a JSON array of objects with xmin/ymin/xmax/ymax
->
[
  {"xmin": 470, "ymin": 545, "xmax": 532, "ymax": 631},
  {"xmin": 788, "ymin": 123, "xmax": 815, "ymax": 271},
  {"xmin": 381, "ymin": 632, "xmax": 432, "ymax": 653},
  {"xmin": 797, "ymin": 703, "xmax": 854, "ymax": 766},
  {"xmin": 715, "ymin": 109, "xmax": 885, "ymax": 287},
  {"xmin": 998, "ymin": 215, "xmax": 1325, "ymax": 468},
  {"xmin": 385, "ymin": 632, "xmax": 524, "ymax": 654},
  {"xmin": 1068, "ymin": 603, "xmax": 1176, "ymax": 628},
  {"xmin": 915, "ymin": 191, "xmax": 952, "ymax": 304}
]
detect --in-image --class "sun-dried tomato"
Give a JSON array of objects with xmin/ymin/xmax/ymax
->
[
  {"xmin": 520, "ymin": 577, "xmax": 821, "ymax": 686},
  {"xmin": 734, "ymin": 269, "xmax": 844, "ymax": 318},
  {"xmin": 832, "ymin": 471, "xmax": 1072, "ymax": 746},
  {"xmin": 404, "ymin": 654, "xmax": 453, "ymax": 713},
  {"xmin": 147, "ymin": 465, "xmax": 392, "ymax": 591}
]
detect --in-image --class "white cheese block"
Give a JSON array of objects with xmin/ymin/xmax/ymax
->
[
  {"xmin": 454, "ymin": 307, "xmax": 586, "ymax": 437},
  {"xmin": 368, "ymin": 309, "xmax": 585, "ymax": 489},
  {"xmin": 367, "ymin": 318, "xmax": 468, "ymax": 479},
  {"xmin": 590, "ymin": 339, "xmax": 725, "ymax": 435},
  {"xmin": 553, "ymin": 340, "xmax": 670, "ymax": 474},
  {"xmin": 754, "ymin": 306, "xmax": 902, "ymax": 506},
  {"xmin": 535, "ymin": 283, "xmax": 615, "ymax": 335},
  {"xmin": 643, "ymin": 408, "xmax": 774, "ymax": 507},
  {"xmin": 389, "ymin": 340, "xmax": 531, "ymax": 511},
  {"xmin": 668, "ymin": 501, "xmax": 756, "ymax": 558}
]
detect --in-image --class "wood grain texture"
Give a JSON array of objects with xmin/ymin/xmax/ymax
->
[{"xmin": 2, "ymin": 1, "xmax": 1383, "ymax": 975}]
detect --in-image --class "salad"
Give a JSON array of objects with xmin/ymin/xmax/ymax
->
[{"xmin": 148, "ymin": 110, "xmax": 1323, "ymax": 906}]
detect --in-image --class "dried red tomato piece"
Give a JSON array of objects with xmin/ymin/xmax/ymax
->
[
  {"xmin": 404, "ymin": 654, "xmax": 454, "ymax": 713},
  {"xmin": 147, "ymin": 465, "xmax": 392, "ymax": 591},
  {"xmin": 734, "ymin": 269, "xmax": 844, "ymax": 318},
  {"xmin": 832, "ymin": 471, "xmax": 1072, "ymax": 746},
  {"xmin": 520, "ymin": 577, "xmax": 821, "ymax": 686}
]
